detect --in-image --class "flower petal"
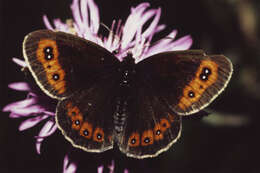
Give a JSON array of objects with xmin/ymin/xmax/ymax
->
[
  {"xmin": 8, "ymin": 82, "xmax": 31, "ymax": 91},
  {"xmin": 169, "ymin": 35, "xmax": 193, "ymax": 51},
  {"xmin": 97, "ymin": 166, "xmax": 104, "ymax": 173},
  {"xmin": 43, "ymin": 15, "xmax": 54, "ymax": 30},
  {"xmin": 71, "ymin": 0, "xmax": 84, "ymax": 34},
  {"xmin": 19, "ymin": 115, "xmax": 49, "ymax": 131},
  {"xmin": 12, "ymin": 58, "xmax": 27, "ymax": 67},
  {"xmin": 36, "ymin": 137, "xmax": 44, "ymax": 154},
  {"xmin": 143, "ymin": 30, "xmax": 178, "ymax": 58},
  {"xmin": 8, "ymin": 105, "xmax": 45, "ymax": 116},
  {"xmin": 141, "ymin": 8, "xmax": 161, "ymax": 39},
  {"xmin": 35, "ymin": 120, "xmax": 57, "ymax": 154},
  {"xmin": 9, "ymin": 113, "xmax": 24, "ymax": 118},
  {"xmin": 3, "ymin": 98, "xmax": 37, "ymax": 112},
  {"xmin": 43, "ymin": 111, "xmax": 55, "ymax": 116},
  {"xmin": 121, "ymin": 3, "xmax": 150, "ymax": 49},
  {"xmin": 80, "ymin": 0, "xmax": 90, "ymax": 29},
  {"xmin": 63, "ymin": 155, "xmax": 77, "ymax": 173},
  {"xmin": 88, "ymin": 0, "xmax": 100, "ymax": 33},
  {"xmin": 53, "ymin": 19, "xmax": 68, "ymax": 32},
  {"xmin": 108, "ymin": 160, "xmax": 115, "ymax": 173},
  {"xmin": 37, "ymin": 120, "xmax": 57, "ymax": 138}
]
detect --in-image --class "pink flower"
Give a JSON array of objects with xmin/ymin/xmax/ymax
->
[
  {"xmin": 43, "ymin": 0, "xmax": 192, "ymax": 62},
  {"xmin": 3, "ymin": 58, "xmax": 57, "ymax": 154}
]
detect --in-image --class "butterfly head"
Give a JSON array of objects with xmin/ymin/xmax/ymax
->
[
  {"xmin": 120, "ymin": 52, "xmax": 136, "ymax": 73},
  {"xmin": 123, "ymin": 52, "xmax": 135, "ymax": 64}
]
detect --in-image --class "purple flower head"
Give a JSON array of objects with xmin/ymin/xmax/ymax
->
[
  {"xmin": 3, "ymin": 0, "xmax": 192, "ymax": 171},
  {"xmin": 3, "ymin": 58, "xmax": 57, "ymax": 154},
  {"xmin": 43, "ymin": 0, "xmax": 192, "ymax": 62}
]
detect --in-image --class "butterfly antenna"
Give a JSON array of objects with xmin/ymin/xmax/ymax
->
[
  {"xmin": 100, "ymin": 22, "xmax": 121, "ymax": 54},
  {"xmin": 100, "ymin": 23, "xmax": 121, "ymax": 43},
  {"xmin": 100, "ymin": 22, "xmax": 111, "ymax": 33}
]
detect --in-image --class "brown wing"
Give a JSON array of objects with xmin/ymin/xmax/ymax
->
[
  {"xmin": 136, "ymin": 50, "xmax": 233, "ymax": 115},
  {"xmin": 23, "ymin": 30, "xmax": 120, "ymax": 100},
  {"xmin": 117, "ymin": 82, "xmax": 182, "ymax": 159},
  {"xmin": 56, "ymin": 75, "xmax": 120, "ymax": 153}
]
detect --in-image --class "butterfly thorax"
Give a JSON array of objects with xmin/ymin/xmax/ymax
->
[{"xmin": 118, "ymin": 53, "xmax": 136, "ymax": 88}]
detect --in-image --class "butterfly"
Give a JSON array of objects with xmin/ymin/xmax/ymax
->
[{"xmin": 23, "ymin": 30, "xmax": 233, "ymax": 159}]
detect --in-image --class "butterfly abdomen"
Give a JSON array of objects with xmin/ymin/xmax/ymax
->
[{"xmin": 113, "ymin": 98, "xmax": 128, "ymax": 133}]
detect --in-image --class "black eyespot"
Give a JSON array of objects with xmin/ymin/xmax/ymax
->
[
  {"xmin": 200, "ymin": 67, "xmax": 211, "ymax": 81},
  {"xmin": 200, "ymin": 85, "xmax": 203, "ymax": 89},
  {"xmin": 44, "ymin": 47, "xmax": 53, "ymax": 53},
  {"xmin": 203, "ymin": 67, "xmax": 211, "ymax": 75},
  {"xmin": 156, "ymin": 130, "xmax": 161, "ymax": 135},
  {"xmin": 200, "ymin": 74, "xmax": 208, "ymax": 81},
  {"xmin": 83, "ymin": 130, "xmax": 89, "ymax": 136},
  {"xmin": 144, "ymin": 137, "xmax": 150, "ymax": 143},
  {"xmin": 47, "ymin": 65, "xmax": 51, "ymax": 69},
  {"xmin": 44, "ymin": 47, "xmax": 54, "ymax": 60},
  {"xmin": 131, "ymin": 138, "xmax": 136, "ymax": 144},
  {"xmin": 162, "ymin": 123, "xmax": 167, "ymax": 127},
  {"xmin": 71, "ymin": 111, "xmax": 76, "ymax": 116},
  {"xmin": 97, "ymin": 133, "xmax": 102, "ymax": 139},
  {"xmin": 188, "ymin": 91, "xmax": 195, "ymax": 98},
  {"xmin": 52, "ymin": 74, "xmax": 59, "ymax": 81},
  {"xmin": 46, "ymin": 54, "xmax": 53, "ymax": 60},
  {"xmin": 75, "ymin": 120, "xmax": 80, "ymax": 126}
]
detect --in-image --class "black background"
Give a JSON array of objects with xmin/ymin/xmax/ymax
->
[{"xmin": 1, "ymin": 0, "xmax": 260, "ymax": 172}]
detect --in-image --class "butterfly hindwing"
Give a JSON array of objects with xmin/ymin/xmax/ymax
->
[
  {"xmin": 137, "ymin": 50, "xmax": 233, "ymax": 115},
  {"xmin": 23, "ymin": 30, "xmax": 119, "ymax": 99},
  {"xmin": 117, "ymin": 82, "xmax": 182, "ymax": 159},
  {"xmin": 56, "ymin": 76, "xmax": 120, "ymax": 152}
]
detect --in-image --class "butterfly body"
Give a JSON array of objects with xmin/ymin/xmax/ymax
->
[
  {"xmin": 112, "ymin": 54, "xmax": 137, "ymax": 134},
  {"xmin": 23, "ymin": 30, "xmax": 233, "ymax": 159}
]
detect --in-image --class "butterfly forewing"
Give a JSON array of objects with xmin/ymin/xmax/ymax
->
[
  {"xmin": 23, "ymin": 30, "xmax": 120, "ymax": 99},
  {"xmin": 136, "ymin": 50, "xmax": 233, "ymax": 115}
]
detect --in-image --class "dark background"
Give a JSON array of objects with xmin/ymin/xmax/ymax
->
[{"xmin": 1, "ymin": 0, "xmax": 260, "ymax": 172}]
